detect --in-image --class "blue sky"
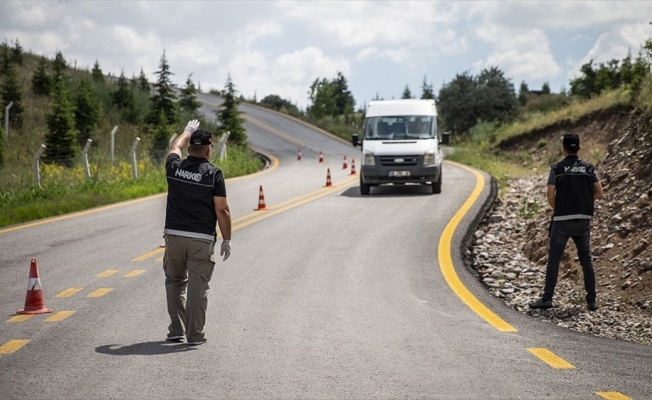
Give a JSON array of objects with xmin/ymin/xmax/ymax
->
[{"xmin": 1, "ymin": 1, "xmax": 651, "ymax": 110}]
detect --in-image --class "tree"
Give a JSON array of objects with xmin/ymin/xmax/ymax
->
[
  {"xmin": 112, "ymin": 70, "xmax": 138, "ymax": 123},
  {"xmin": 216, "ymin": 74, "xmax": 246, "ymax": 145},
  {"xmin": 179, "ymin": 74, "xmax": 201, "ymax": 114},
  {"xmin": 475, "ymin": 66, "xmax": 518, "ymax": 124},
  {"xmin": 260, "ymin": 94, "xmax": 300, "ymax": 115},
  {"xmin": 44, "ymin": 75, "xmax": 77, "ymax": 166},
  {"xmin": 437, "ymin": 71, "xmax": 477, "ymax": 134},
  {"xmin": 1, "ymin": 63, "xmax": 25, "ymax": 129},
  {"xmin": 150, "ymin": 111, "xmax": 174, "ymax": 164},
  {"xmin": 307, "ymin": 78, "xmax": 337, "ymax": 119},
  {"xmin": 52, "ymin": 50, "xmax": 67, "ymax": 78},
  {"xmin": 32, "ymin": 57, "xmax": 52, "ymax": 96},
  {"xmin": 541, "ymin": 82, "xmax": 551, "ymax": 95},
  {"xmin": 401, "ymin": 84, "xmax": 413, "ymax": 99},
  {"xmin": 74, "ymin": 78, "xmax": 101, "ymax": 147},
  {"xmin": 11, "ymin": 39, "xmax": 23, "ymax": 65},
  {"xmin": 147, "ymin": 50, "xmax": 177, "ymax": 125},
  {"xmin": 0, "ymin": 41, "xmax": 10, "ymax": 76},
  {"xmin": 91, "ymin": 59, "xmax": 104, "ymax": 83},
  {"xmin": 420, "ymin": 76, "xmax": 435, "ymax": 100},
  {"xmin": 137, "ymin": 68, "xmax": 149, "ymax": 92},
  {"xmin": 0, "ymin": 122, "xmax": 4, "ymax": 167},
  {"xmin": 518, "ymin": 81, "xmax": 529, "ymax": 106},
  {"xmin": 331, "ymin": 72, "xmax": 355, "ymax": 116}
]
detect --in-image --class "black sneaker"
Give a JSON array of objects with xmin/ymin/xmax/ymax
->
[
  {"xmin": 186, "ymin": 338, "xmax": 207, "ymax": 346},
  {"xmin": 166, "ymin": 335, "xmax": 184, "ymax": 343},
  {"xmin": 587, "ymin": 302, "xmax": 598, "ymax": 311},
  {"xmin": 529, "ymin": 298, "xmax": 553, "ymax": 309}
]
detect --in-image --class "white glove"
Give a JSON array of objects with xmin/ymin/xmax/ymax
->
[
  {"xmin": 220, "ymin": 240, "xmax": 231, "ymax": 261},
  {"xmin": 183, "ymin": 119, "xmax": 200, "ymax": 135}
]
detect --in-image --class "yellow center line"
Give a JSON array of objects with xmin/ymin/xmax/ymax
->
[
  {"xmin": 123, "ymin": 269, "xmax": 146, "ymax": 278},
  {"xmin": 6, "ymin": 315, "xmax": 33, "ymax": 323},
  {"xmin": 596, "ymin": 392, "xmax": 633, "ymax": 400},
  {"xmin": 87, "ymin": 288, "xmax": 113, "ymax": 298},
  {"xmin": 97, "ymin": 269, "xmax": 120, "ymax": 278},
  {"xmin": 45, "ymin": 310, "xmax": 76, "ymax": 322},
  {"xmin": 527, "ymin": 348, "xmax": 575, "ymax": 369},
  {"xmin": 55, "ymin": 288, "xmax": 84, "ymax": 298},
  {"xmin": 134, "ymin": 175, "xmax": 358, "ymax": 262},
  {"xmin": 0, "ymin": 340, "xmax": 30, "ymax": 354},
  {"xmin": 438, "ymin": 161, "xmax": 518, "ymax": 333}
]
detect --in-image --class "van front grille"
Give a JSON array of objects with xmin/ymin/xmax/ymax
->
[{"xmin": 379, "ymin": 155, "xmax": 419, "ymax": 167}]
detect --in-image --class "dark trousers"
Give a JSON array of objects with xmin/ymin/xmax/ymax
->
[{"xmin": 544, "ymin": 219, "xmax": 596, "ymax": 303}]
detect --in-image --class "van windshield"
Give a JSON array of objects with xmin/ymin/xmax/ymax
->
[{"xmin": 363, "ymin": 116, "xmax": 436, "ymax": 140}]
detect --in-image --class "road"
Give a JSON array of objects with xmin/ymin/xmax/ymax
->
[{"xmin": 0, "ymin": 95, "xmax": 650, "ymax": 400}]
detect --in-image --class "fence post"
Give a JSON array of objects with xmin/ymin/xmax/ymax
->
[
  {"xmin": 4, "ymin": 101, "xmax": 13, "ymax": 143},
  {"xmin": 82, "ymin": 138, "xmax": 92, "ymax": 180},
  {"xmin": 216, "ymin": 131, "xmax": 230, "ymax": 161},
  {"xmin": 33, "ymin": 144, "xmax": 46, "ymax": 187},
  {"xmin": 110, "ymin": 125, "xmax": 118, "ymax": 165},
  {"xmin": 130, "ymin": 137, "xmax": 141, "ymax": 180}
]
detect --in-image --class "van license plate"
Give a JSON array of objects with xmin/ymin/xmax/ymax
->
[{"xmin": 389, "ymin": 171, "xmax": 411, "ymax": 177}]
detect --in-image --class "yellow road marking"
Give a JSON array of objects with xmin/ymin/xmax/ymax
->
[
  {"xmin": 438, "ymin": 161, "xmax": 518, "ymax": 332},
  {"xmin": 123, "ymin": 269, "xmax": 146, "ymax": 278},
  {"xmin": 97, "ymin": 269, "xmax": 120, "ymax": 278},
  {"xmin": 527, "ymin": 348, "xmax": 575, "ymax": 369},
  {"xmin": 87, "ymin": 288, "xmax": 113, "ymax": 298},
  {"xmin": 56, "ymin": 288, "xmax": 84, "ymax": 298},
  {"xmin": 596, "ymin": 392, "xmax": 633, "ymax": 400},
  {"xmin": 6, "ymin": 315, "xmax": 33, "ymax": 323},
  {"xmin": 0, "ymin": 340, "xmax": 30, "ymax": 354},
  {"xmin": 45, "ymin": 311, "xmax": 75, "ymax": 322},
  {"xmin": 134, "ymin": 175, "xmax": 358, "ymax": 262}
]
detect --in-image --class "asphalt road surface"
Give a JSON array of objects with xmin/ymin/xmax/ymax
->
[{"xmin": 1, "ymin": 95, "xmax": 650, "ymax": 400}]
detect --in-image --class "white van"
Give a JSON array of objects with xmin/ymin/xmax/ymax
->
[{"xmin": 352, "ymin": 99, "xmax": 449, "ymax": 195}]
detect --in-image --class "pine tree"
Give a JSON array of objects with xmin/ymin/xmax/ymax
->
[
  {"xmin": 137, "ymin": 68, "xmax": 149, "ymax": 92},
  {"xmin": 216, "ymin": 74, "xmax": 246, "ymax": 145},
  {"xmin": 1, "ymin": 63, "xmax": 25, "ymax": 129},
  {"xmin": 52, "ymin": 50, "xmax": 67, "ymax": 78},
  {"xmin": 74, "ymin": 78, "xmax": 101, "ymax": 147},
  {"xmin": 402, "ymin": 84, "xmax": 413, "ymax": 99},
  {"xmin": 518, "ymin": 81, "xmax": 529, "ymax": 106},
  {"xmin": 91, "ymin": 59, "xmax": 104, "ymax": 83},
  {"xmin": 11, "ymin": 39, "xmax": 23, "ymax": 65},
  {"xmin": 147, "ymin": 51, "xmax": 177, "ymax": 125},
  {"xmin": 32, "ymin": 57, "xmax": 52, "ymax": 96},
  {"xmin": 44, "ymin": 75, "xmax": 77, "ymax": 166},
  {"xmin": 112, "ymin": 70, "xmax": 135, "ymax": 109},
  {"xmin": 150, "ymin": 111, "xmax": 174, "ymax": 164},
  {"xmin": 0, "ymin": 41, "xmax": 9, "ymax": 76},
  {"xmin": 420, "ymin": 76, "xmax": 435, "ymax": 100},
  {"xmin": 179, "ymin": 74, "xmax": 201, "ymax": 114}
]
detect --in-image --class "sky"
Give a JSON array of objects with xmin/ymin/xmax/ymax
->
[{"xmin": 1, "ymin": 1, "xmax": 652, "ymax": 110}]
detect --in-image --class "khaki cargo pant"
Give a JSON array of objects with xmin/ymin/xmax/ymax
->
[{"xmin": 163, "ymin": 234, "xmax": 215, "ymax": 342}]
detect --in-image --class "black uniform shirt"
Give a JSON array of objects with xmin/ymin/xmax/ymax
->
[
  {"xmin": 547, "ymin": 155, "xmax": 599, "ymax": 221},
  {"xmin": 164, "ymin": 154, "xmax": 226, "ymax": 241}
]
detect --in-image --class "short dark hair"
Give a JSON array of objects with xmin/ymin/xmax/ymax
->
[{"xmin": 188, "ymin": 144, "xmax": 211, "ymax": 155}]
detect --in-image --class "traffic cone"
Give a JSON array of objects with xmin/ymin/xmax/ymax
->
[
  {"xmin": 325, "ymin": 168, "xmax": 333, "ymax": 187},
  {"xmin": 318, "ymin": 151, "xmax": 324, "ymax": 163},
  {"xmin": 297, "ymin": 148, "xmax": 302, "ymax": 161},
  {"xmin": 255, "ymin": 185, "xmax": 268, "ymax": 210},
  {"xmin": 17, "ymin": 259, "xmax": 52, "ymax": 315},
  {"xmin": 350, "ymin": 158, "xmax": 357, "ymax": 175},
  {"xmin": 342, "ymin": 155, "xmax": 348, "ymax": 170}
]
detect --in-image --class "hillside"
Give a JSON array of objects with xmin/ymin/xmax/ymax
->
[{"xmin": 469, "ymin": 106, "xmax": 652, "ymax": 345}]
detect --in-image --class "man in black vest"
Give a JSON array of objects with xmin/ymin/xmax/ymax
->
[
  {"xmin": 530, "ymin": 133, "xmax": 603, "ymax": 311},
  {"xmin": 163, "ymin": 119, "xmax": 232, "ymax": 345}
]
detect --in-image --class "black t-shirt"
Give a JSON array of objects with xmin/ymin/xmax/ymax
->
[
  {"xmin": 547, "ymin": 155, "xmax": 598, "ymax": 221},
  {"xmin": 164, "ymin": 154, "xmax": 226, "ymax": 241}
]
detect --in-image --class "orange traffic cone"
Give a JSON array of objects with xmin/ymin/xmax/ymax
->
[
  {"xmin": 342, "ymin": 155, "xmax": 348, "ymax": 170},
  {"xmin": 318, "ymin": 151, "xmax": 324, "ymax": 163},
  {"xmin": 350, "ymin": 158, "xmax": 357, "ymax": 175},
  {"xmin": 255, "ymin": 185, "xmax": 268, "ymax": 210},
  {"xmin": 325, "ymin": 168, "xmax": 333, "ymax": 187},
  {"xmin": 17, "ymin": 259, "xmax": 52, "ymax": 315},
  {"xmin": 297, "ymin": 148, "xmax": 302, "ymax": 161}
]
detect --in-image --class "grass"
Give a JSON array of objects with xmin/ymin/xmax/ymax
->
[{"xmin": 0, "ymin": 145, "xmax": 262, "ymax": 228}]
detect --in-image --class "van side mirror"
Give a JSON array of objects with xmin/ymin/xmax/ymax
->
[
  {"xmin": 352, "ymin": 134, "xmax": 359, "ymax": 147},
  {"xmin": 441, "ymin": 132, "xmax": 451, "ymax": 146}
]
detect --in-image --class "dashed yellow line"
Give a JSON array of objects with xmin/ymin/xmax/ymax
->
[
  {"xmin": 596, "ymin": 392, "xmax": 633, "ymax": 400},
  {"xmin": 6, "ymin": 315, "xmax": 33, "ymax": 323},
  {"xmin": 0, "ymin": 340, "xmax": 30, "ymax": 354},
  {"xmin": 97, "ymin": 269, "xmax": 120, "ymax": 278},
  {"xmin": 438, "ymin": 161, "xmax": 517, "ymax": 333},
  {"xmin": 56, "ymin": 288, "xmax": 84, "ymax": 298},
  {"xmin": 123, "ymin": 269, "xmax": 146, "ymax": 278},
  {"xmin": 527, "ymin": 348, "xmax": 575, "ymax": 369},
  {"xmin": 45, "ymin": 311, "xmax": 75, "ymax": 322},
  {"xmin": 86, "ymin": 288, "xmax": 113, "ymax": 298}
]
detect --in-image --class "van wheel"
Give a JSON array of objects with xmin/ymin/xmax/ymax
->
[
  {"xmin": 432, "ymin": 170, "xmax": 442, "ymax": 194},
  {"xmin": 360, "ymin": 177, "xmax": 370, "ymax": 195}
]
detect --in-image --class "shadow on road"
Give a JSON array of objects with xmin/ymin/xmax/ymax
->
[
  {"xmin": 96, "ymin": 341, "xmax": 196, "ymax": 356},
  {"xmin": 340, "ymin": 184, "xmax": 436, "ymax": 198}
]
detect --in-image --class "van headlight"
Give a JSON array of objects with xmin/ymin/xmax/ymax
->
[
  {"xmin": 363, "ymin": 150, "xmax": 375, "ymax": 166},
  {"xmin": 423, "ymin": 149, "xmax": 435, "ymax": 165}
]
